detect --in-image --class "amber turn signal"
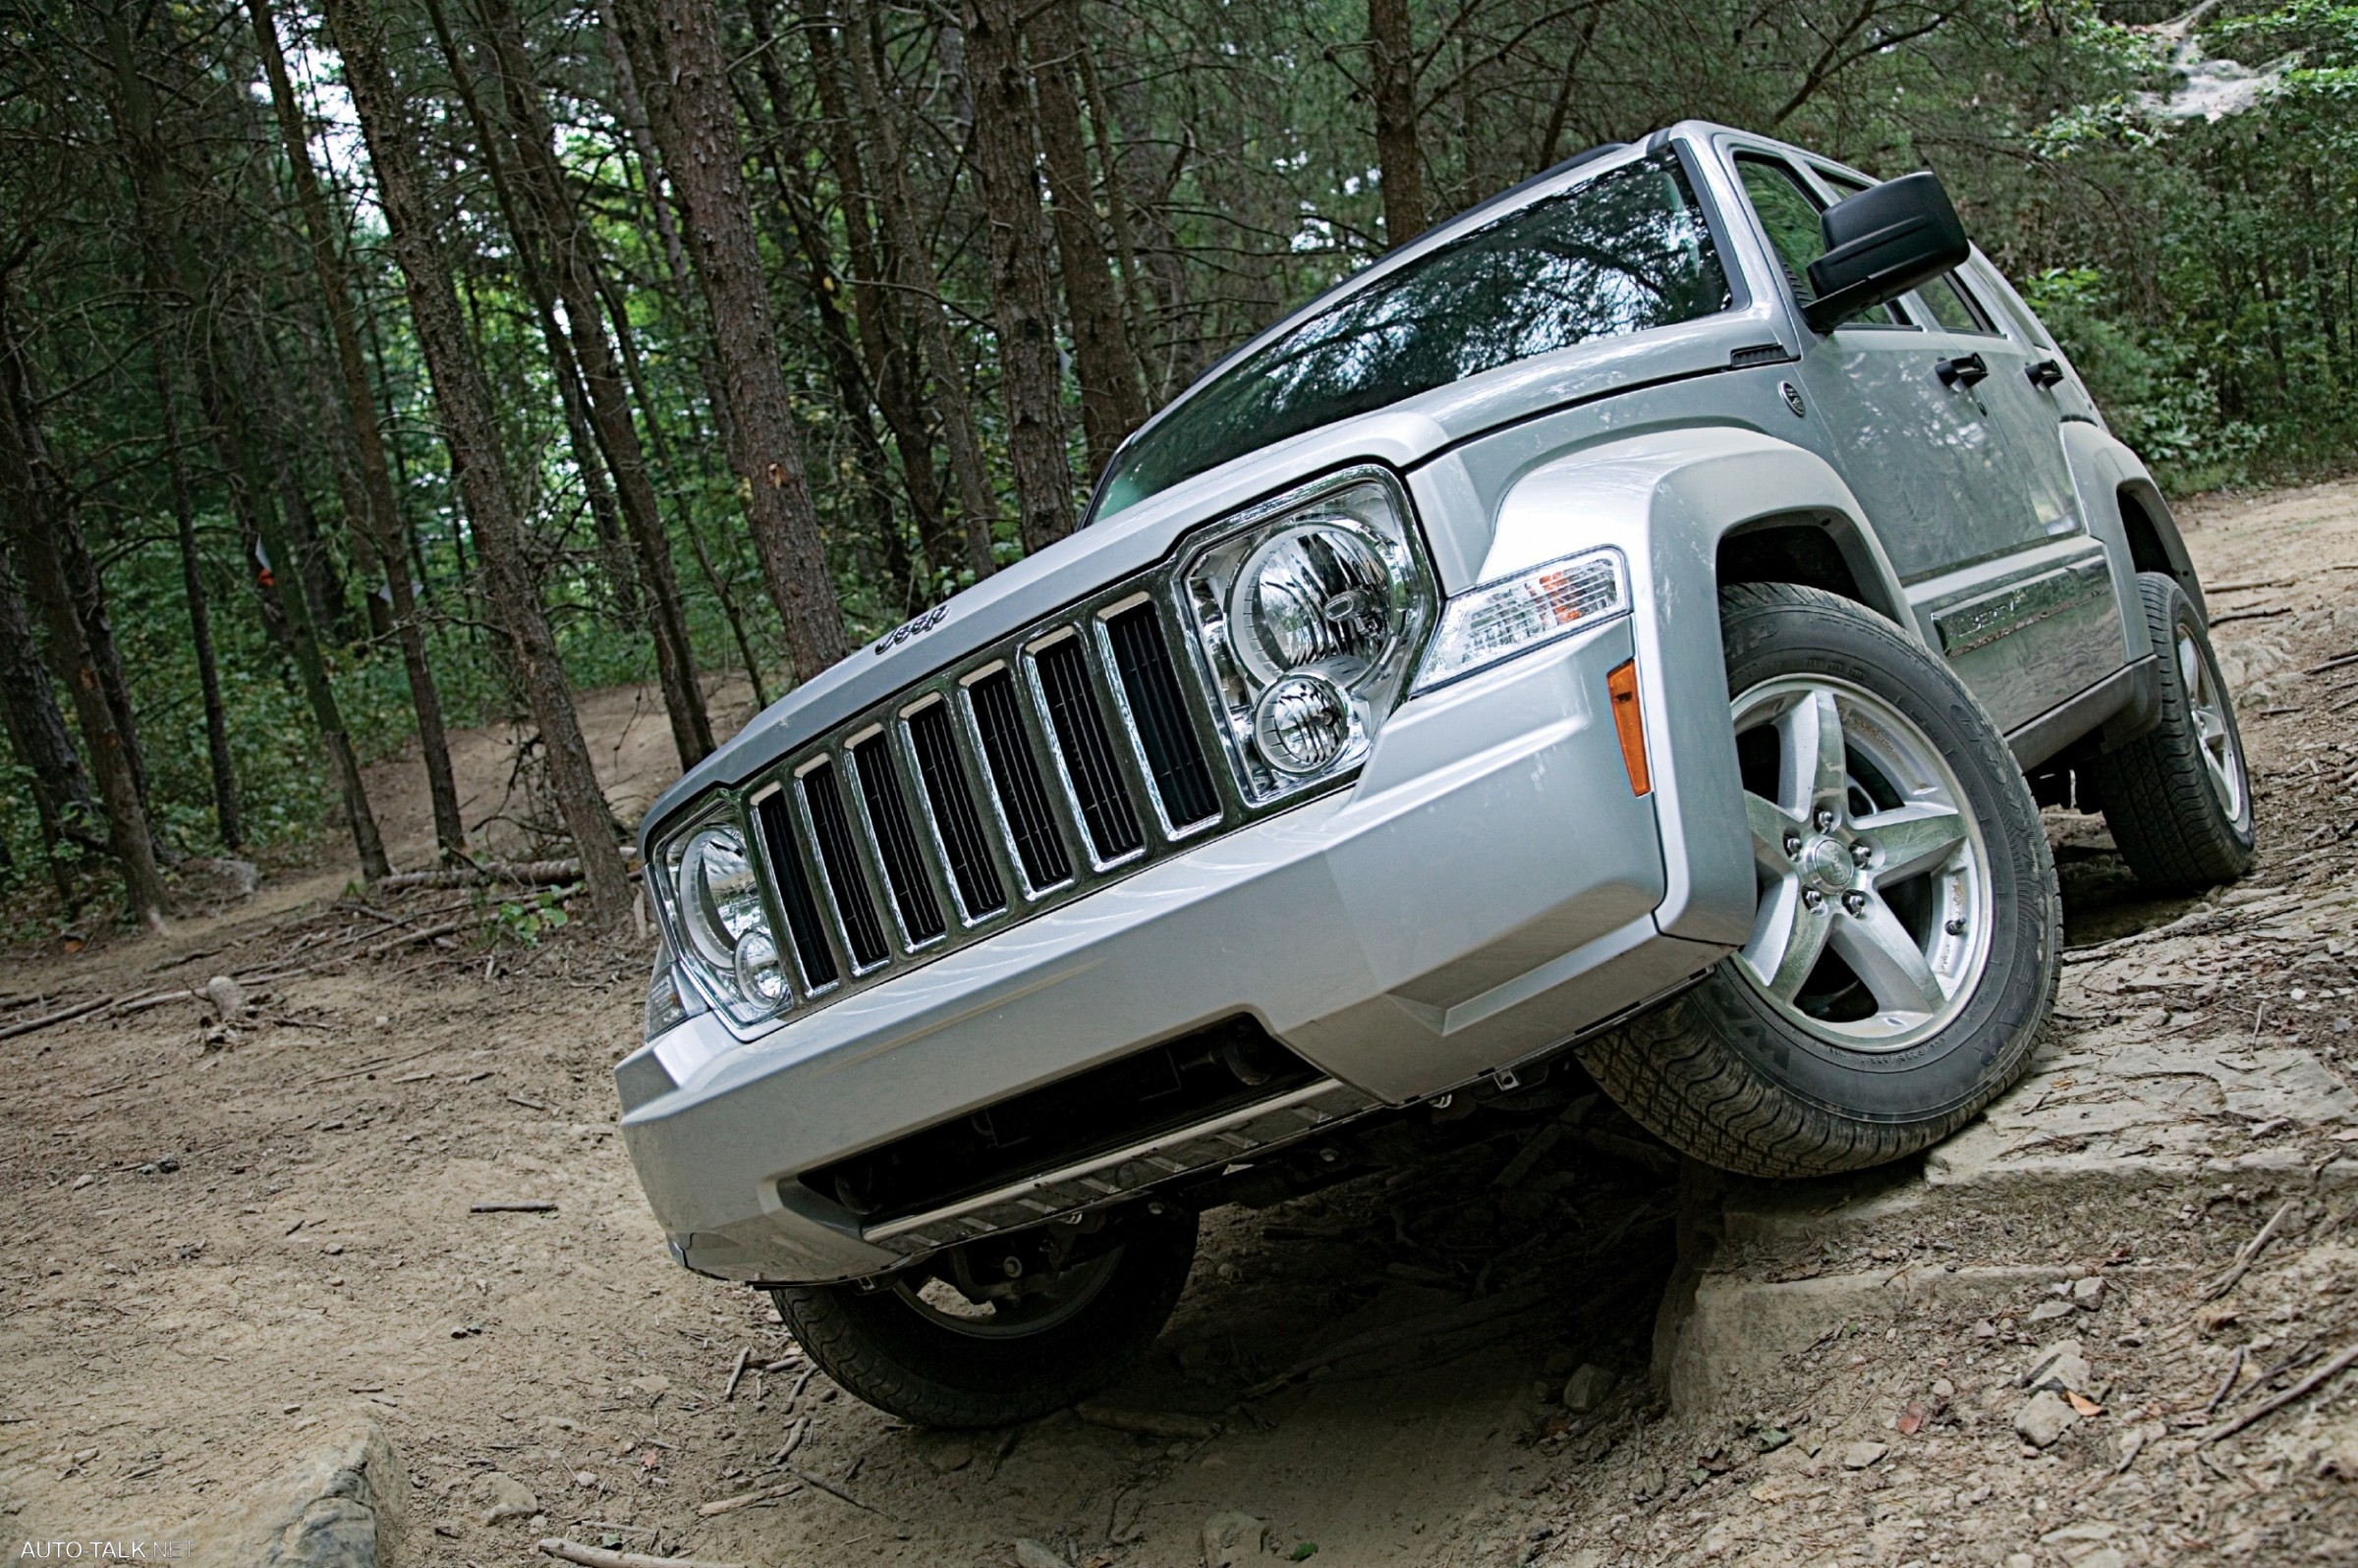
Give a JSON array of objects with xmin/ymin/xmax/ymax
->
[{"xmin": 1606, "ymin": 659, "xmax": 1651, "ymax": 797}]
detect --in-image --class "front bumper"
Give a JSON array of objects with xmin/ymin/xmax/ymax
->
[{"xmin": 617, "ymin": 617, "xmax": 1721, "ymax": 1282}]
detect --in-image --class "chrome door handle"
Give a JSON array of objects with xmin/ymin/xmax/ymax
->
[{"xmin": 1936, "ymin": 353, "xmax": 1990, "ymax": 388}]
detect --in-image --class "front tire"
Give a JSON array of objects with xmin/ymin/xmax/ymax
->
[
  {"xmin": 2090, "ymin": 573, "xmax": 2256, "ymax": 894},
  {"xmin": 775, "ymin": 1204, "xmax": 1199, "ymax": 1428},
  {"xmin": 1579, "ymin": 583, "xmax": 2060, "ymax": 1177}
]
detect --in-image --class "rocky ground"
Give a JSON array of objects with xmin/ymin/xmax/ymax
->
[{"xmin": 5, "ymin": 477, "xmax": 2358, "ymax": 1568}]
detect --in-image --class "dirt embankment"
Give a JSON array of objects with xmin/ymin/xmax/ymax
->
[{"xmin": 5, "ymin": 479, "xmax": 2358, "ymax": 1568}]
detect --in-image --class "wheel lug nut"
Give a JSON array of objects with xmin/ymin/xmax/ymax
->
[
  {"xmin": 1783, "ymin": 832, "xmax": 1802, "ymax": 857},
  {"xmin": 1815, "ymin": 810, "xmax": 1837, "ymax": 831},
  {"xmin": 1944, "ymin": 918, "xmax": 1967, "ymax": 936},
  {"xmin": 1802, "ymin": 889, "xmax": 1825, "ymax": 910},
  {"xmin": 1851, "ymin": 843, "xmax": 1874, "ymax": 868},
  {"xmin": 1842, "ymin": 891, "xmax": 1867, "ymax": 915}
]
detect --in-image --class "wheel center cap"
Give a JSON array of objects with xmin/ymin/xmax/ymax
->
[{"xmin": 1801, "ymin": 836, "xmax": 1855, "ymax": 893}]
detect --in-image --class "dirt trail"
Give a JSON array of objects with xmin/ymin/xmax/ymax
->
[{"xmin": 5, "ymin": 480, "xmax": 2358, "ymax": 1567}]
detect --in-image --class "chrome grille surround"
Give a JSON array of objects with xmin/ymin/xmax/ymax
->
[{"xmin": 648, "ymin": 465, "xmax": 1434, "ymax": 1040}]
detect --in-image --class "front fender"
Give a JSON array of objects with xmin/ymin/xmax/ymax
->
[{"xmin": 1465, "ymin": 425, "xmax": 1904, "ymax": 948}]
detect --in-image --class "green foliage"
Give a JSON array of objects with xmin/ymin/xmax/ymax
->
[{"xmin": 485, "ymin": 886, "xmax": 572, "ymax": 947}]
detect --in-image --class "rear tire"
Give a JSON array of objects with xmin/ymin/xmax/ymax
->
[
  {"xmin": 2091, "ymin": 573, "xmax": 2256, "ymax": 894},
  {"xmin": 775, "ymin": 1204, "xmax": 1199, "ymax": 1428},
  {"xmin": 1579, "ymin": 583, "xmax": 2059, "ymax": 1177}
]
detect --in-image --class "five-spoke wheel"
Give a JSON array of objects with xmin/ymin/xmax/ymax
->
[{"xmin": 1733, "ymin": 679, "xmax": 1991, "ymax": 1051}]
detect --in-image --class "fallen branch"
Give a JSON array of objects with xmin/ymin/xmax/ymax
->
[
  {"xmin": 2200, "ymin": 1343, "xmax": 2358, "ymax": 1445},
  {"xmin": 0, "ymin": 996, "xmax": 115, "ymax": 1040},
  {"xmin": 2304, "ymin": 650, "xmax": 2358, "ymax": 676},
  {"xmin": 538, "ymin": 1539, "xmax": 744, "ymax": 1568},
  {"xmin": 723, "ymin": 1345, "xmax": 751, "ymax": 1401},
  {"xmin": 2205, "ymin": 1347, "xmax": 2246, "ymax": 1415},
  {"xmin": 380, "ymin": 859, "xmax": 583, "ymax": 891},
  {"xmin": 2209, "ymin": 606, "xmax": 2290, "ymax": 627},
  {"xmin": 472, "ymin": 1202, "xmax": 558, "ymax": 1213},
  {"xmin": 365, "ymin": 920, "xmax": 471, "ymax": 959},
  {"xmin": 1073, "ymin": 1403, "xmax": 1221, "ymax": 1441},
  {"xmin": 2205, "ymin": 1199, "xmax": 2296, "ymax": 1301},
  {"xmin": 695, "ymin": 1480, "xmax": 800, "ymax": 1518},
  {"xmin": 786, "ymin": 1464, "xmax": 885, "ymax": 1516}
]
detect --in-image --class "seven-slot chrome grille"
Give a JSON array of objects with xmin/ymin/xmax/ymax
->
[{"xmin": 716, "ymin": 580, "xmax": 1244, "ymax": 1031}]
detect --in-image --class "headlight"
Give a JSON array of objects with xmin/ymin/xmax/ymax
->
[
  {"xmin": 1179, "ymin": 474, "xmax": 1432, "ymax": 801},
  {"xmin": 1412, "ymin": 547, "xmax": 1630, "ymax": 693},
  {"xmin": 659, "ymin": 819, "xmax": 790, "ymax": 1027}
]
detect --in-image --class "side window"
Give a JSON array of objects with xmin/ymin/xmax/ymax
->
[
  {"xmin": 1920, "ymin": 272, "xmax": 1998, "ymax": 336},
  {"xmin": 1738, "ymin": 155, "xmax": 1907, "ymax": 326},
  {"xmin": 1736, "ymin": 156, "xmax": 1827, "ymax": 302}
]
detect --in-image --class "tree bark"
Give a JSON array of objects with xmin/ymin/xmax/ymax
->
[
  {"xmin": 1028, "ymin": 0, "xmax": 1148, "ymax": 478},
  {"xmin": 0, "ymin": 539, "xmax": 97, "ymax": 909},
  {"xmin": 800, "ymin": 2, "xmax": 953, "ymax": 587},
  {"xmin": 471, "ymin": 0, "xmax": 714, "ymax": 765},
  {"xmin": 611, "ymin": 0, "xmax": 848, "ymax": 685},
  {"xmin": 1368, "ymin": 0, "xmax": 1427, "ymax": 247},
  {"xmin": 148, "ymin": 336, "xmax": 241, "ymax": 851},
  {"xmin": 735, "ymin": 0, "xmax": 917, "ymax": 610},
  {"xmin": 964, "ymin": 0, "xmax": 1077, "ymax": 552},
  {"xmin": 0, "ymin": 298, "xmax": 167, "ymax": 932},
  {"xmin": 842, "ymin": 1, "xmax": 998, "ymax": 581},
  {"xmin": 324, "ymin": 0, "xmax": 634, "ymax": 921}
]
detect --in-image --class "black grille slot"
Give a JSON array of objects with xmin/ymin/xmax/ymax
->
[
  {"xmin": 969, "ymin": 669, "xmax": 1072, "ymax": 889},
  {"xmin": 851, "ymin": 735, "xmax": 946, "ymax": 943},
  {"xmin": 1035, "ymin": 638, "xmax": 1146, "ymax": 861},
  {"xmin": 907, "ymin": 703, "xmax": 1006, "ymax": 917},
  {"xmin": 753, "ymin": 792, "xmax": 838, "ymax": 990},
  {"xmin": 1104, "ymin": 604, "xmax": 1220, "ymax": 827},
  {"xmin": 801, "ymin": 761, "xmax": 891, "ymax": 969}
]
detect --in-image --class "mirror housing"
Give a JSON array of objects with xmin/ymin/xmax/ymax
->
[{"xmin": 1802, "ymin": 171, "xmax": 1970, "ymax": 334}]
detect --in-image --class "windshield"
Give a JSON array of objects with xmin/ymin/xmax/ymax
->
[{"xmin": 1092, "ymin": 150, "xmax": 1732, "ymax": 523}]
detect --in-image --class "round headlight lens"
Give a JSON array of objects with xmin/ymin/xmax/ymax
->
[
  {"xmin": 732, "ymin": 928, "xmax": 790, "ymax": 1013},
  {"xmin": 1252, "ymin": 673, "xmax": 1354, "ymax": 775},
  {"xmin": 677, "ymin": 826, "xmax": 763, "ymax": 968},
  {"xmin": 1228, "ymin": 523, "xmax": 1398, "ymax": 685}
]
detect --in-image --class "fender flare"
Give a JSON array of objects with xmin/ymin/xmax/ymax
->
[
  {"xmin": 2060, "ymin": 420, "xmax": 2203, "ymax": 652},
  {"xmin": 1477, "ymin": 425, "xmax": 1905, "ymax": 948}
]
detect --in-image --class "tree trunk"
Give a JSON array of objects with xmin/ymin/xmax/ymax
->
[
  {"xmin": 471, "ymin": 0, "xmax": 715, "ymax": 767},
  {"xmin": 324, "ymin": 0, "xmax": 633, "ymax": 921},
  {"xmin": 964, "ymin": 0, "xmax": 1077, "ymax": 553},
  {"xmin": 1029, "ymin": 0, "xmax": 1148, "ymax": 478},
  {"xmin": 148, "ymin": 337, "xmax": 242, "ymax": 851},
  {"xmin": 734, "ymin": 0, "xmax": 916, "ymax": 611},
  {"xmin": 843, "ymin": 0, "xmax": 999, "ymax": 581},
  {"xmin": 1368, "ymin": 0, "xmax": 1426, "ymax": 247},
  {"xmin": 1071, "ymin": 21, "xmax": 1152, "ymax": 389},
  {"xmin": 800, "ymin": 1, "xmax": 953, "ymax": 588},
  {"xmin": 611, "ymin": 0, "xmax": 848, "ymax": 685},
  {"xmin": 0, "ymin": 540, "xmax": 97, "ymax": 908},
  {"xmin": 0, "ymin": 302, "xmax": 167, "ymax": 931}
]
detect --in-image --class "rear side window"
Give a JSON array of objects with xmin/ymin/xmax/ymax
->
[
  {"xmin": 1920, "ymin": 272, "xmax": 1998, "ymax": 336},
  {"xmin": 1093, "ymin": 151, "xmax": 1732, "ymax": 522},
  {"xmin": 1737, "ymin": 156, "xmax": 1905, "ymax": 325}
]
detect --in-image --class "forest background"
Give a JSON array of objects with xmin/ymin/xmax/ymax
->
[{"xmin": 0, "ymin": 0, "xmax": 2351, "ymax": 934}]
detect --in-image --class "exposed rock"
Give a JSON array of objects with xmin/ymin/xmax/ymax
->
[
  {"xmin": 2073, "ymin": 1275, "xmax": 2107, "ymax": 1308},
  {"xmin": 2028, "ymin": 1299, "xmax": 2077, "ymax": 1323},
  {"xmin": 2022, "ymin": 1339, "xmax": 2093, "ymax": 1394},
  {"xmin": 1840, "ymin": 1440, "xmax": 1888, "ymax": 1470},
  {"xmin": 2015, "ymin": 1389, "xmax": 2079, "ymax": 1448},
  {"xmin": 1202, "ymin": 1512, "xmax": 1267, "ymax": 1568},
  {"xmin": 204, "ymin": 975, "xmax": 249, "ymax": 1020},
  {"xmin": 242, "ymin": 1418, "xmax": 405, "ymax": 1568},
  {"xmin": 1013, "ymin": 1540, "xmax": 1070, "ymax": 1568},
  {"xmin": 479, "ymin": 1473, "xmax": 537, "ymax": 1526},
  {"xmin": 1561, "ymin": 1363, "xmax": 1615, "ymax": 1414}
]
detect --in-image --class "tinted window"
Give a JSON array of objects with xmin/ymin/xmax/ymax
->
[
  {"xmin": 1920, "ymin": 272, "xmax": 1997, "ymax": 335},
  {"xmin": 1093, "ymin": 152, "xmax": 1731, "ymax": 522},
  {"xmin": 1741, "ymin": 156, "xmax": 1904, "ymax": 325}
]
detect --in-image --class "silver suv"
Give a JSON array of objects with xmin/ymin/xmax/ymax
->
[{"xmin": 617, "ymin": 123, "xmax": 2255, "ymax": 1427}]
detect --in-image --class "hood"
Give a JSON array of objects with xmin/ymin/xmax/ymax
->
[{"xmin": 638, "ymin": 306, "xmax": 1775, "ymax": 851}]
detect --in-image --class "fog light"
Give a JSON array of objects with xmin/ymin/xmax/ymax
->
[
  {"xmin": 733, "ymin": 928, "xmax": 789, "ymax": 1013},
  {"xmin": 1252, "ymin": 673, "xmax": 1352, "ymax": 774}
]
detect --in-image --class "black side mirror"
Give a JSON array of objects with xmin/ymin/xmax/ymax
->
[{"xmin": 1801, "ymin": 171, "xmax": 1970, "ymax": 334}]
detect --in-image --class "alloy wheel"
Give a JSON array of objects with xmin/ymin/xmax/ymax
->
[
  {"xmin": 1730, "ymin": 677, "xmax": 1993, "ymax": 1051},
  {"xmin": 2178, "ymin": 625, "xmax": 2247, "ymax": 825}
]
